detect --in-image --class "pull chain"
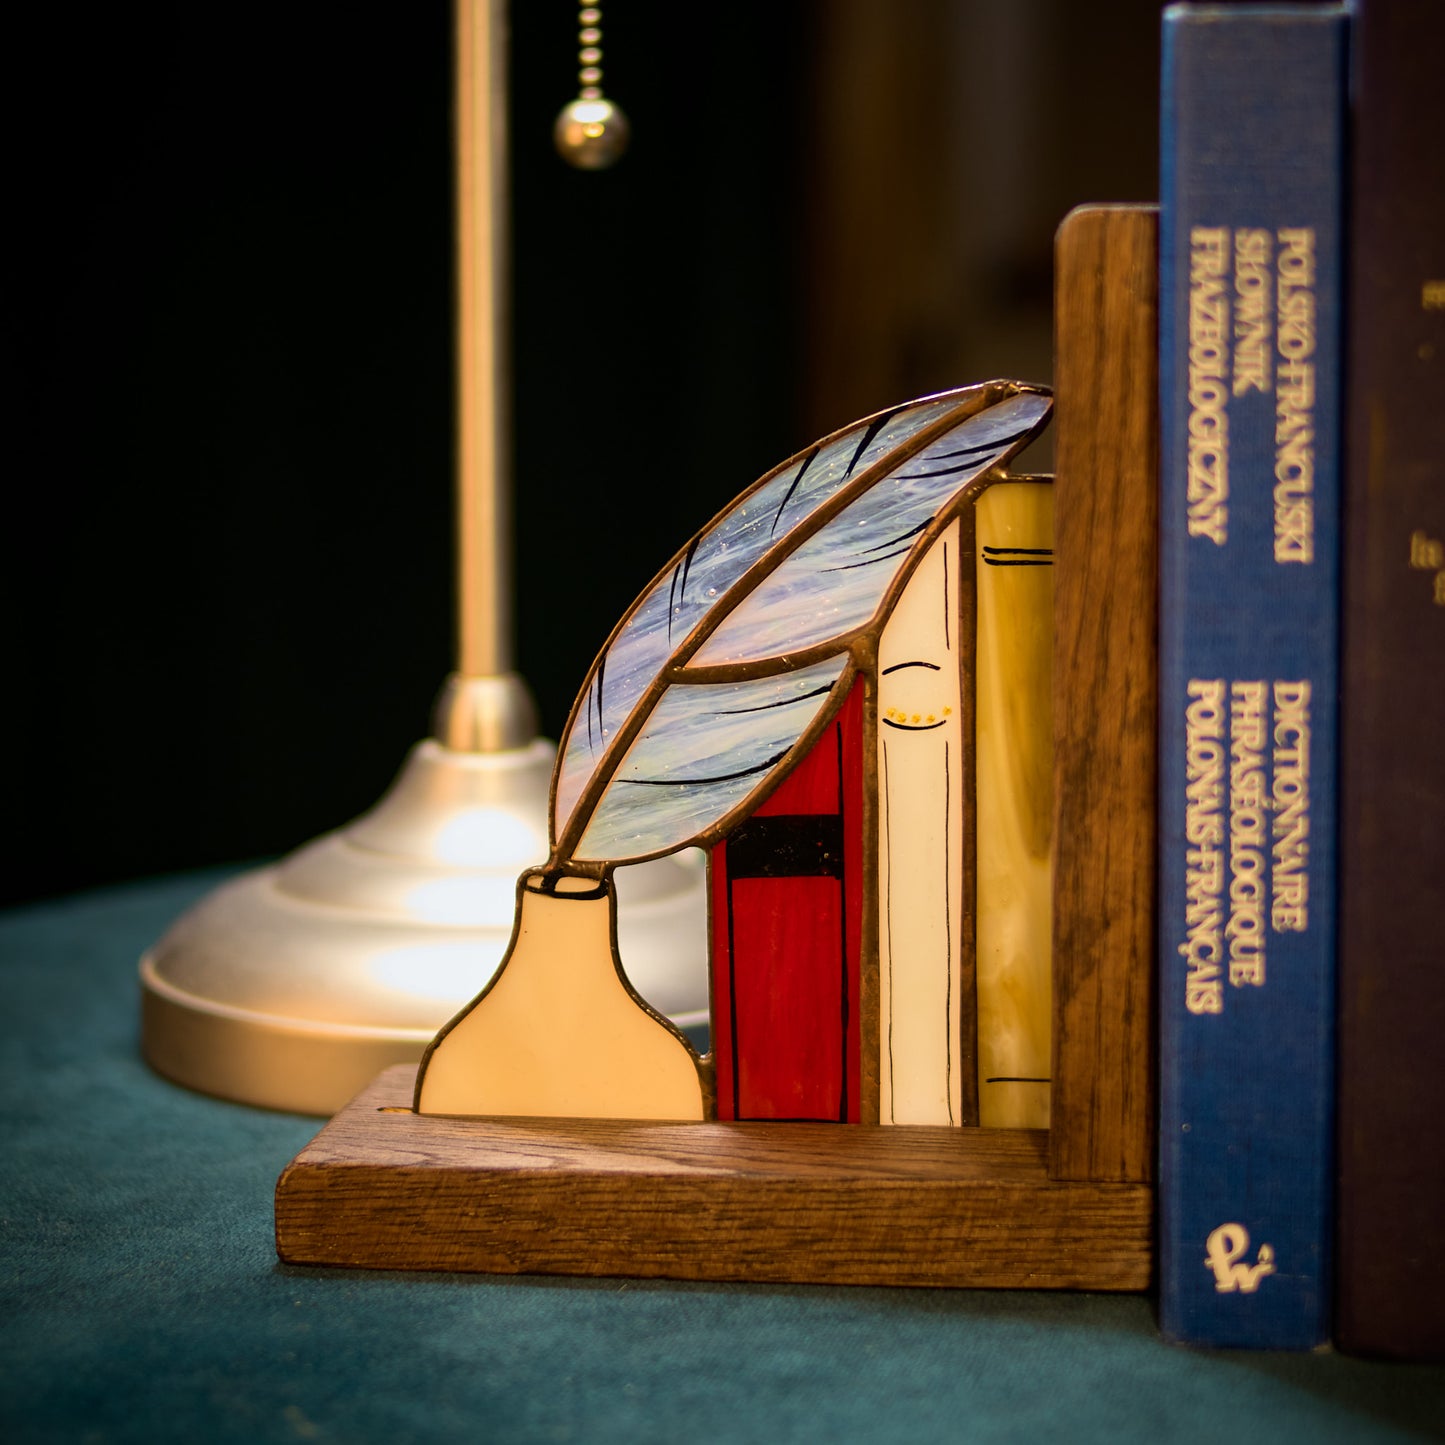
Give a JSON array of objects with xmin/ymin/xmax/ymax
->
[{"xmin": 554, "ymin": 4, "xmax": 630, "ymax": 169}]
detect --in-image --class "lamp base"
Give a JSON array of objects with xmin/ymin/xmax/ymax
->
[{"xmin": 140, "ymin": 726, "xmax": 709, "ymax": 1115}]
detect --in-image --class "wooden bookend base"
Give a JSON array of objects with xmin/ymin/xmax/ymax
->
[
  {"xmin": 275, "ymin": 204, "xmax": 1161, "ymax": 1294},
  {"xmin": 275, "ymin": 1066, "xmax": 1150, "ymax": 1290}
]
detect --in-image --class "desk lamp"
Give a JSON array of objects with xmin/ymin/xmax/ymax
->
[{"xmin": 139, "ymin": 0, "xmax": 707, "ymax": 1115}]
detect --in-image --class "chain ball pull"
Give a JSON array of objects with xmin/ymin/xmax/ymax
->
[
  {"xmin": 555, "ymin": 97, "xmax": 629, "ymax": 170},
  {"xmin": 554, "ymin": 5, "xmax": 630, "ymax": 169}
]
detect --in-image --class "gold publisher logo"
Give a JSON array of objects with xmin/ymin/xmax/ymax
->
[{"xmin": 1204, "ymin": 1223, "xmax": 1276, "ymax": 1294}]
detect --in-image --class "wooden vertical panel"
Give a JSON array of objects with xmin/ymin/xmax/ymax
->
[{"xmin": 1049, "ymin": 205, "xmax": 1158, "ymax": 1184}]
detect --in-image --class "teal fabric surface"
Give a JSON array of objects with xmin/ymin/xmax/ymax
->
[{"xmin": 2, "ymin": 872, "xmax": 1443, "ymax": 1444}]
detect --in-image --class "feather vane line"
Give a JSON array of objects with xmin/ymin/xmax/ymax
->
[{"xmin": 551, "ymin": 382, "xmax": 1051, "ymax": 866}]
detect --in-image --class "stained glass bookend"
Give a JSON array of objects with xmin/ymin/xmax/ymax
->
[
  {"xmin": 415, "ymin": 377, "xmax": 1053, "ymax": 1128},
  {"xmin": 275, "ymin": 205, "xmax": 1159, "ymax": 1291}
]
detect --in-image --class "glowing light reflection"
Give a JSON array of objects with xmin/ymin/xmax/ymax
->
[
  {"xmin": 431, "ymin": 808, "xmax": 548, "ymax": 868},
  {"xmin": 400, "ymin": 872, "xmax": 519, "ymax": 927},
  {"xmin": 369, "ymin": 940, "xmax": 508, "ymax": 1003}
]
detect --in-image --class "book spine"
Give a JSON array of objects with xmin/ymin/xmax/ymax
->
[
  {"xmin": 1335, "ymin": 0, "xmax": 1445, "ymax": 1363},
  {"xmin": 710, "ymin": 682, "xmax": 864, "ymax": 1123},
  {"xmin": 1157, "ymin": 3, "xmax": 1347, "ymax": 1349}
]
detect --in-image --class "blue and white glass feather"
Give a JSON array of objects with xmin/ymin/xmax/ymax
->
[
  {"xmin": 573, "ymin": 655, "xmax": 852, "ymax": 860},
  {"xmin": 550, "ymin": 381, "xmax": 1051, "ymax": 866},
  {"xmin": 691, "ymin": 392, "xmax": 1051, "ymax": 667},
  {"xmin": 554, "ymin": 394, "xmax": 961, "ymax": 832}
]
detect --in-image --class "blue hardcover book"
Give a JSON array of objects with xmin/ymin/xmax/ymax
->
[{"xmin": 1157, "ymin": 4, "xmax": 1347, "ymax": 1349}]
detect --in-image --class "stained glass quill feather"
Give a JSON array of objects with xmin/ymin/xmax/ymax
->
[{"xmin": 549, "ymin": 379, "xmax": 1051, "ymax": 868}]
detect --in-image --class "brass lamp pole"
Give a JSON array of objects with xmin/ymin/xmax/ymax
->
[
  {"xmin": 440, "ymin": 0, "xmax": 535, "ymax": 753},
  {"xmin": 138, "ymin": 0, "xmax": 708, "ymax": 1115}
]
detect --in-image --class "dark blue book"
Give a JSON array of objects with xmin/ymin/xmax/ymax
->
[{"xmin": 1157, "ymin": 3, "xmax": 1347, "ymax": 1349}]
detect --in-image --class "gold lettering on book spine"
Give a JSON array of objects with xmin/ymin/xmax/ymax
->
[
  {"xmin": 1409, "ymin": 528, "xmax": 1445, "ymax": 606},
  {"xmin": 1227, "ymin": 682, "xmax": 1267, "ymax": 987},
  {"xmin": 1233, "ymin": 229, "xmax": 1272, "ymax": 396},
  {"xmin": 1181, "ymin": 679, "xmax": 1226, "ymax": 1015},
  {"xmin": 1187, "ymin": 228, "xmax": 1231, "ymax": 545},
  {"xmin": 1271, "ymin": 681, "xmax": 1311, "ymax": 932},
  {"xmin": 1274, "ymin": 229, "xmax": 1317, "ymax": 563}
]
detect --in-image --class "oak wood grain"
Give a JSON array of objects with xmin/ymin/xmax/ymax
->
[
  {"xmin": 1049, "ymin": 205, "xmax": 1159, "ymax": 1184},
  {"xmin": 276, "ymin": 1066, "xmax": 1151, "ymax": 1289}
]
